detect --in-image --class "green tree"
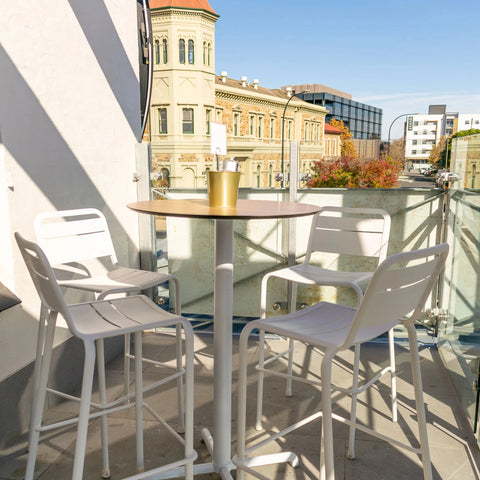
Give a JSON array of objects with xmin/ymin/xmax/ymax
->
[
  {"xmin": 330, "ymin": 118, "xmax": 358, "ymax": 158},
  {"xmin": 438, "ymin": 129, "xmax": 480, "ymax": 168},
  {"xmin": 307, "ymin": 157, "xmax": 402, "ymax": 188}
]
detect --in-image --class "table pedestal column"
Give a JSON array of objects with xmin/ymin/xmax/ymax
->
[{"xmin": 213, "ymin": 219, "xmax": 234, "ymax": 475}]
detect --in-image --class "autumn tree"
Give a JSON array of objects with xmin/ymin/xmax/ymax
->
[
  {"xmin": 330, "ymin": 118, "xmax": 358, "ymax": 158},
  {"xmin": 307, "ymin": 156, "xmax": 402, "ymax": 188},
  {"xmin": 429, "ymin": 136, "xmax": 447, "ymax": 166},
  {"xmin": 388, "ymin": 137, "xmax": 405, "ymax": 164}
]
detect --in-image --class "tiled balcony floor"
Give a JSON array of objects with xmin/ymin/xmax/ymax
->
[{"xmin": 1, "ymin": 331, "xmax": 479, "ymax": 479}]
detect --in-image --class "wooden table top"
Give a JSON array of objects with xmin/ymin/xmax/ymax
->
[{"xmin": 128, "ymin": 199, "xmax": 320, "ymax": 220}]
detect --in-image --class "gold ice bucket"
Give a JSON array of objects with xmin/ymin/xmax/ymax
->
[{"xmin": 207, "ymin": 171, "xmax": 240, "ymax": 207}]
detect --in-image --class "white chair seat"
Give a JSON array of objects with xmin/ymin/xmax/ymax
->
[
  {"xmin": 264, "ymin": 263, "xmax": 373, "ymax": 287},
  {"xmin": 59, "ymin": 267, "xmax": 176, "ymax": 298},
  {"xmin": 256, "ymin": 301, "xmax": 398, "ymax": 349},
  {"xmin": 68, "ymin": 295, "xmax": 180, "ymax": 339}
]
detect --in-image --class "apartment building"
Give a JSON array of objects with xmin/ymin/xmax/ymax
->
[{"xmin": 405, "ymin": 105, "xmax": 480, "ymax": 166}]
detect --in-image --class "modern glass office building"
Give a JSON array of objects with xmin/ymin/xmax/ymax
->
[{"xmin": 284, "ymin": 84, "xmax": 383, "ymax": 140}]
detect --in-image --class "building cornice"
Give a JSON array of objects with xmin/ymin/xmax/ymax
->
[
  {"xmin": 151, "ymin": 6, "xmax": 219, "ymax": 22},
  {"xmin": 215, "ymin": 85, "xmax": 327, "ymax": 116}
]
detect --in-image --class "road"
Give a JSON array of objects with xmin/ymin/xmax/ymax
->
[{"xmin": 398, "ymin": 171, "xmax": 437, "ymax": 188}]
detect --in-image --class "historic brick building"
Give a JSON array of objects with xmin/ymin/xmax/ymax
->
[{"xmin": 146, "ymin": 0, "xmax": 327, "ymax": 188}]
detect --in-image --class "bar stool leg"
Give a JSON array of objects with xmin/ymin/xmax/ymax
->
[
  {"xmin": 25, "ymin": 312, "xmax": 57, "ymax": 480},
  {"xmin": 96, "ymin": 338, "xmax": 111, "ymax": 478},
  {"xmin": 71, "ymin": 341, "xmax": 96, "ymax": 480},
  {"xmin": 389, "ymin": 328, "xmax": 398, "ymax": 422},
  {"xmin": 134, "ymin": 331, "xmax": 145, "ymax": 472},
  {"xmin": 407, "ymin": 322, "xmax": 433, "ymax": 480},
  {"xmin": 124, "ymin": 333, "xmax": 132, "ymax": 400},
  {"xmin": 172, "ymin": 278, "xmax": 185, "ymax": 434},
  {"xmin": 28, "ymin": 304, "xmax": 49, "ymax": 450},
  {"xmin": 347, "ymin": 343, "xmax": 360, "ymax": 459},
  {"xmin": 183, "ymin": 322, "xmax": 195, "ymax": 480},
  {"xmin": 285, "ymin": 282, "xmax": 298, "ymax": 397},
  {"xmin": 255, "ymin": 328, "xmax": 266, "ymax": 431},
  {"xmin": 320, "ymin": 350, "xmax": 335, "ymax": 480}
]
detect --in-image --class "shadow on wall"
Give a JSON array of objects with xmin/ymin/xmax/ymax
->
[{"xmin": 0, "ymin": 0, "xmax": 144, "ymax": 447}]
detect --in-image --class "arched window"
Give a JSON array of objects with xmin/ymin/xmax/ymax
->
[
  {"xmin": 188, "ymin": 39, "xmax": 194, "ymax": 64},
  {"xmin": 203, "ymin": 41, "xmax": 207, "ymax": 65},
  {"xmin": 162, "ymin": 39, "xmax": 168, "ymax": 63},
  {"xmin": 256, "ymin": 165, "xmax": 261, "ymax": 188},
  {"xmin": 155, "ymin": 40, "xmax": 160, "ymax": 64},
  {"xmin": 268, "ymin": 164, "xmax": 273, "ymax": 187},
  {"xmin": 179, "ymin": 39, "xmax": 185, "ymax": 64},
  {"xmin": 160, "ymin": 167, "xmax": 170, "ymax": 188},
  {"xmin": 208, "ymin": 43, "xmax": 211, "ymax": 66}
]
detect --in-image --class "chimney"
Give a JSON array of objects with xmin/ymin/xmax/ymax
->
[
  {"xmin": 286, "ymin": 86, "xmax": 292, "ymax": 97},
  {"xmin": 220, "ymin": 71, "xmax": 227, "ymax": 83},
  {"xmin": 253, "ymin": 79, "xmax": 259, "ymax": 89},
  {"xmin": 241, "ymin": 76, "xmax": 247, "ymax": 87}
]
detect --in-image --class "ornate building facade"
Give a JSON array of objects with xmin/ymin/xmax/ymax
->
[{"xmin": 146, "ymin": 0, "xmax": 327, "ymax": 188}]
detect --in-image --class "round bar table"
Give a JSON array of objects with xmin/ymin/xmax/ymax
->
[{"xmin": 128, "ymin": 199, "xmax": 320, "ymax": 479}]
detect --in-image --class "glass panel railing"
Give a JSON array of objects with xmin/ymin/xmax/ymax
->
[
  {"xmin": 439, "ymin": 133, "xmax": 480, "ymax": 439},
  {"xmin": 155, "ymin": 188, "xmax": 443, "ymax": 333}
]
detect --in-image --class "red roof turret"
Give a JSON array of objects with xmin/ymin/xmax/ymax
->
[{"xmin": 149, "ymin": 0, "xmax": 217, "ymax": 15}]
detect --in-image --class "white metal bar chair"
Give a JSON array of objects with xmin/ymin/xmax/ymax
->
[
  {"xmin": 257, "ymin": 206, "xmax": 392, "ymax": 453},
  {"xmin": 236, "ymin": 243, "xmax": 448, "ymax": 480},
  {"xmin": 16, "ymin": 233, "xmax": 196, "ymax": 480},
  {"xmin": 34, "ymin": 209, "xmax": 186, "ymax": 447}
]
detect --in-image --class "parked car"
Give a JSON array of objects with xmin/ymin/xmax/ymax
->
[
  {"xmin": 423, "ymin": 167, "xmax": 438, "ymax": 177},
  {"xmin": 436, "ymin": 170, "xmax": 460, "ymax": 188}
]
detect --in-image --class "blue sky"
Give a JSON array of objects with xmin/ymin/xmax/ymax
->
[{"xmin": 209, "ymin": 0, "xmax": 480, "ymax": 140}]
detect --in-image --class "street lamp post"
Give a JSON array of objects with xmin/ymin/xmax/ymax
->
[
  {"xmin": 387, "ymin": 112, "xmax": 416, "ymax": 158},
  {"xmin": 281, "ymin": 90, "xmax": 309, "ymax": 188}
]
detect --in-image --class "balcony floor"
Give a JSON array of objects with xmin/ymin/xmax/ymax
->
[{"xmin": 1, "ymin": 331, "xmax": 479, "ymax": 479}]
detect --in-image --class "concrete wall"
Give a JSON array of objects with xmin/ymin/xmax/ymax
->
[{"xmin": 0, "ymin": 0, "xmax": 145, "ymax": 446}]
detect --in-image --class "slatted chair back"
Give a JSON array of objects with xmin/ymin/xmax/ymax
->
[
  {"xmin": 305, "ymin": 206, "xmax": 391, "ymax": 265},
  {"xmin": 343, "ymin": 243, "xmax": 449, "ymax": 348},
  {"xmin": 15, "ymin": 233, "xmax": 72, "ymax": 326},
  {"xmin": 34, "ymin": 208, "xmax": 118, "ymax": 266}
]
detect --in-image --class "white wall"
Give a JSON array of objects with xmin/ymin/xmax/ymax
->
[
  {"xmin": 0, "ymin": 0, "xmax": 144, "ymax": 381},
  {"xmin": 457, "ymin": 114, "xmax": 480, "ymax": 132}
]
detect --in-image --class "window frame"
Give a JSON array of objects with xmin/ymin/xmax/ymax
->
[
  {"xmin": 155, "ymin": 40, "xmax": 160, "ymax": 64},
  {"xmin": 182, "ymin": 107, "xmax": 194, "ymax": 134},
  {"xmin": 162, "ymin": 38, "xmax": 168, "ymax": 64},
  {"xmin": 179, "ymin": 39, "xmax": 185, "ymax": 64},
  {"xmin": 188, "ymin": 39, "xmax": 194, "ymax": 64},
  {"xmin": 158, "ymin": 107, "xmax": 168, "ymax": 134}
]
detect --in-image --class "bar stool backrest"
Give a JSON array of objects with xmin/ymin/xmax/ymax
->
[
  {"xmin": 305, "ymin": 206, "xmax": 391, "ymax": 265},
  {"xmin": 343, "ymin": 242, "xmax": 449, "ymax": 349},
  {"xmin": 34, "ymin": 208, "xmax": 118, "ymax": 266},
  {"xmin": 15, "ymin": 233, "xmax": 72, "ymax": 326}
]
